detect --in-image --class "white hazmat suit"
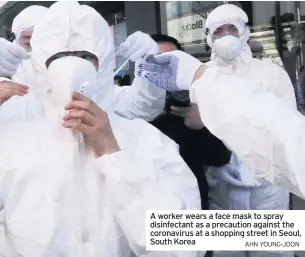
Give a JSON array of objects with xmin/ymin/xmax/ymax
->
[
  {"xmin": 10, "ymin": 5, "xmax": 48, "ymax": 86},
  {"xmin": 0, "ymin": 5, "xmax": 48, "ymax": 256},
  {"xmin": 190, "ymin": 66, "xmax": 305, "ymax": 201},
  {"xmin": 0, "ymin": 2, "xmax": 201, "ymax": 256},
  {"xmin": 202, "ymin": 5, "xmax": 295, "ymax": 257},
  {"xmin": 135, "ymin": 4, "xmax": 297, "ymax": 257}
]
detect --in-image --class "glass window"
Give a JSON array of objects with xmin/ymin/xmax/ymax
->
[
  {"xmin": 160, "ymin": 1, "xmax": 226, "ymax": 62},
  {"xmin": 92, "ymin": 1, "xmax": 128, "ymax": 72},
  {"xmin": 160, "ymin": 1, "xmax": 245, "ymax": 62},
  {"xmin": 160, "ymin": 1, "xmax": 291, "ymax": 66}
]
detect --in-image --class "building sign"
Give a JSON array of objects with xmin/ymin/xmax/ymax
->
[{"xmin": 167, "ymin": 14, "xmax": 207, "ymax": 43}]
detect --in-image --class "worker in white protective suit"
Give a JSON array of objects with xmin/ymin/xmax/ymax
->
[
  {"xmin": 139, "ymin": 50, "xmax": 305, "ymax": 199},
  {"xmin": 203, "ymin": 3, "xmax": 295, "ymax": 227},
  {"xmin": 0, "ymin": 5, "xmax": 48, "ymax": 123},
  {"xmin": 137, "ymin": 4, "xmax": 297, "ymax": 257},
  {"xmin": 0, "ymin": 1, "xmax": 201, "ymax": 256},
  {"xmin": 0, "ymin": 6, "xmax": 47, "ymax": 255},
  {"xmin": 8, "ymin": 5, "xmax": 48, "ymax": 85}
]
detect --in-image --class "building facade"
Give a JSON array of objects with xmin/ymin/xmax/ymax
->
[{"xmin": 0, "ymin": 1, "xmax": 304, "ymax": 80}]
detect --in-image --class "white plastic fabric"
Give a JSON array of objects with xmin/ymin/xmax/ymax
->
[
  {"xmin": 0, "ymin": 2, "xmax": 202, "ymax": 256},
  {"xmin": 193, "ymin": 69, "xmax": 296, "ymax": 257},
  {"xmin": 190, "ymin": 65, "xmax": 305, "ymax": 198},
  {"xmin": 205, "ymin": 4, "xmax": 252, "ymax": 71}
]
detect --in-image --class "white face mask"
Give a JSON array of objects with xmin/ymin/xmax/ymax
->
[
  {"xmin": 47, "ymin": 56, "xmax": 98, "ymax": 107},
  {"xmin": 213, "ymin": 35, "xmax": 242, "ymax": 60}
]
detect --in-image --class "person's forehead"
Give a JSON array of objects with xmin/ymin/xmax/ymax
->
[
  {"xmin": 20, "ymin": 30, "xmax": 33, "ymax": 37},
  {"xmin": 158, "ymin": 42, "xmax": 177, "ymax": 51},
  {"xmin": 216, "ymin": 24, "xmax": 237, "ymax": 29}
]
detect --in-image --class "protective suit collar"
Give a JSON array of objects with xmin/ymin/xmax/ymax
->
[{"xmin": 206, "ymin": 4, "xmax": 252, "ymax": 73}]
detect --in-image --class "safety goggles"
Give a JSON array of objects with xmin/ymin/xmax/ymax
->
[
  {"xmin": 206, "ymin": 19, "xmax": 248, "ymax": 40},
  {"xmin": 46, "ymin": 51, "xmax": 98, "ymax": 69}
]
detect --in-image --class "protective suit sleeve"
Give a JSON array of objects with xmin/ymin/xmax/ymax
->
[
  {"xmin": 94, "ymin": 122, "xmax": 201, "ymax": 256},
  {"xmin": 113, "ymin": 64, "xmax": 166, "ymax": 122},
  {"xmin": 0, "ymin": 77, "xmax": 12, "ymax": 83},
  {"xmin": 269, "ymin": 64, "xmax": 297, "ymax": 109},
  {"xmin": 190, "ymin": 67, "xmax": 305, "ymax": 199}
]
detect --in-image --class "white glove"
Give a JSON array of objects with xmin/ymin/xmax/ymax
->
[
  {"xmin": 227, "ymin": 185, "xmax": 251, "ymax": 210},
  {"xmin": 219, "ymin": 166, "xmax": 251, "ymax": 210},
  {"xmin": 118, "ymin": 31, "xmax": 159, "ymax": 62},
  {"xmin": 137, "ymin": 50, "xmax": 203, "ymax": 91},
  {"xmin": 0, "ymin": 38, "xmax": 29, "ymax": 77}
]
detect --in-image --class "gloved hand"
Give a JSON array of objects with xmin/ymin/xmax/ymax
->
[
  {"xmin": 137, "ymin": 50, "xmax": 204, "ymax": 91},
  {"xmin": 219, "ymin": 165, "xmax": 251, "ymax": 210},
  {"xmin": 227, "ymin": 185, "xmax": 251, "ymax": 210},
  {"xmin": 0, "ymin": 38, "xmax": 29, "ymax": 77},
  {"xmin": 118, "ymin": 31, "xmax": 159, "ymax": 62}
]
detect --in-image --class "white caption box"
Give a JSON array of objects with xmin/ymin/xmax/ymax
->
[{"xmin": 146, "ymin": 210, "xmax": 305, "ymax": 251}]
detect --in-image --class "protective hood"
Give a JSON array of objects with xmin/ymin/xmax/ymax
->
[
  {"xmin": 12, "ymin": 5, "xmax": 48, "ymax": 45},
  {"xmin": 31, "ymin": 1, "xmax": 115, "ymax": 112},
  {"xmin": 206, "ymin": 4, "xmax": 252, "ymax": 71}
]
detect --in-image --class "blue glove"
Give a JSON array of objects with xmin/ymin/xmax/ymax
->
[{"xmin": 137, "ymin": 50, "xmax": 203, "ymax": 91}]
